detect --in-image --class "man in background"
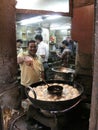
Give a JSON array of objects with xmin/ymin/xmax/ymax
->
[
  {"xmin": 35, "ymin": 35, "xmax": 49, "ymax": 80},
  {"xmin": 65, "ymin": 36, "xmax": 76, "ymax": 57},
  {"xmin": 16, "ymin": 39, "xmax": 23, "ymax": 55},
  {"xmin": 57, "ymin": 40, "xmax": 71, "ymax": 67}
]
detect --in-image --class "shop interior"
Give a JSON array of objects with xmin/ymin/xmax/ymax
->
[
  {"xmin": 16, "ymin": 0, "xmax": 75, "ymax": 81},
  {"xmin": 16, "ymin": 14, "xmax": 73, "ymax": 68},
  {"xmin": 0, "ymin": 0, "xmax": 95, "ymax": 130}
]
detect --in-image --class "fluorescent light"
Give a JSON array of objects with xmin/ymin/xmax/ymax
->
[
  {"xmin": 17, "ymin": 15, "xmax": 62, "ymax": 25},
  {"xmin": 46, "ymin": 15, "xmax": 62, "ymax": 20},
  {"xmin": 50, "ymin": 25, "xmax": 71, "ymax": 30},
  {"xmin": 19, "ymin": 16, "xmax": 43, "ymax": 25}
]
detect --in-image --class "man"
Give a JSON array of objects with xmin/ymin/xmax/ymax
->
[
  {"xmin": 35, "ymin": 35, "xmax": 49, "ymax": 80},
  {"xmin": 17, "ymin": 40, "xmax": 44, "ymax": 99},
  {"xmin": 35, "ymin": 35, "xmax": 49, "ymax": 62},
  {"xmin": 57, "ymin": 40, "xmax": 71, "ymax": 67},
  {"xmin": 16, "ymin": 39, "xmax": 23, "ymax": 55},
  {"xmin": 65, "ymin": 36, "xmax": 75, "ymax": 57}
]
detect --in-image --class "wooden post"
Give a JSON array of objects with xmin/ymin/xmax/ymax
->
[
  {"xmin": 89, "ymin": 1, "xmax": 98, "ymax": 130},
  {"xmin": 0, "ymin": 0, "xmax": 17, "ymax": 86}
]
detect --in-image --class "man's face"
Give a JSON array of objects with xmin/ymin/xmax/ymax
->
[
  {"xmin": 62, "ymin": 44, "xmax": 65, "ymax": 48},
  {"xmin": 36, "ymin": 39, "xmax": 40, "ymax": 44},
  {"xmin": 28, "ymin": 42, "xmax": 37, "ymax": 56},
  {"xmin": 66, "ymin": 37, "xmax": 71, "ymax": 42},
  {"xmin": 17, "ymin": 42, "xmax": 21, "ymax": 48}
]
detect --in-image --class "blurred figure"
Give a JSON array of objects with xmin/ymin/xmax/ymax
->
[
  {"xmin": 35, "ymin": 35, "xmax": 49, "ymax": 63},
  {"xmin": 35, "ymin": 35, "xmax": 49, "ymax": 80},
  {"xmin": 16, "ymin": 39, "xmax": 23, "ymax": 55},
  {"xmin": 59, "ymin": 43, "xmax": 65, "ymax": 53},
  {"xmin": 65, "ymin": 36, "xmax": 75, "ymax": 57},
  {"xmin": 57, "ymin": 40, "xmax": 71, "ymax": 67},
  {"xmin": 16, "ymin": 39, "xmax": 24, "ymax": 82}
]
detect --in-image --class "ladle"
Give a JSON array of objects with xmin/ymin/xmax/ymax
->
[
  {"xmin": 42, "ymin": 79, "xmax": 63, "ymax": 96},
  {"xmin": 42, "ymin": 79, "xmax": 50, "ymax": 88}
]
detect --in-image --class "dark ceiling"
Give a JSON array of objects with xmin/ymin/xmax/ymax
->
[
  {"xmin": 16, "ymin": 13, "xmax": 41, "ymax": 22},
  {"xmin": 16, "ymin": 13, "xmax": 71, "ymax": 29}
]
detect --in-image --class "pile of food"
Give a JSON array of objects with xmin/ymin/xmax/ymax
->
[
  {"xmin": 55, "ymin": 67, "xmax": 75, "ymax": 73},
  {"xmin": 28, "ymin": 83, "xmax": 80, "ymax": 101}
]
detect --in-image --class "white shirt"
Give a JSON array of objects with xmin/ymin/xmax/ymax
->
[{"xmin": 36, "ymin": 41, "xmax": 49, "ymax": 62}]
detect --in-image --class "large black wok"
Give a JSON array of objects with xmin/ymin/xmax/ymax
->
[
  {"xmin": 25, "ymin": 80, "xmax": 84, "ymax": 111},
  {"xmin": 52, "ymin": 67, "xmax": 75, "ymax": 82}
]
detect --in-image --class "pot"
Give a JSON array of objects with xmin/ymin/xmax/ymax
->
[
  {"xmin": 48, "ymin": 85, "xmax": 63, "ymax": 96},
  {"xmin": 52, "ymin": 67, "xmax": 75, "ymax": 74},
  {"xmin": 52, "ymin": 67, "xmax": 75, "ymax": 82},
  {"xmin": 42, "ymin": 79, "xmax": 63, "ymax": 96},
  {"xmin": 25, "ymin": 80, "xmax": 83, "ymax": 111}
]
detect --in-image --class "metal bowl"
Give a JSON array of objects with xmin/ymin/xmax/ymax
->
[
  {"xmin": 52, "ymin": 67, "xmax": 75, "ymax": 74},
  {"xmin": 47, "ymin": 85, "xmax": 63, "ymax": 96}
]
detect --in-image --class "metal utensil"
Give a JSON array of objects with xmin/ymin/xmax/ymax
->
[
  {"xmin": 42, "ymin": 79, "xmax": 63, "ymax": 96},
  {"xmin": 42, "ymin": 79, "xmax": 50, "ymax": 88}
]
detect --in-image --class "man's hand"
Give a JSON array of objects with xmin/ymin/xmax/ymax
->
[{"xmin": 24, "ymin": 56, "xmax": 33, "ymax": 67}]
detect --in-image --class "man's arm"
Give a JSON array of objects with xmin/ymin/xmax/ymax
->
[
  {"xmin": 17, "ymin": 56, "xmax": 24, "ymax": 64},
  {"xmin": 41, "ymin": 71, "xmax": 45, "ymax": 80}
]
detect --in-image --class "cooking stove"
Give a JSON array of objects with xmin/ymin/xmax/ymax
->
[
  {"xmin": 26, "ymin": 99, "xmax": 81, "ymax": 130},
  {"xmin": 24, "ymin": 78, "xmax": 84, "ymax": 130},
  {"xmin": 7, "ymin": 97, "xmax": 89, "ymax": 130}
]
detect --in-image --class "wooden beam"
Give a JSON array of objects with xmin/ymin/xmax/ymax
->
[
  {"xmin": 16, "ymin": 9, "xmax": 71, "ymax": 17},
  {"xmin": 73, "ymin": 0, "xmax": 94, "ymax": 8}
]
